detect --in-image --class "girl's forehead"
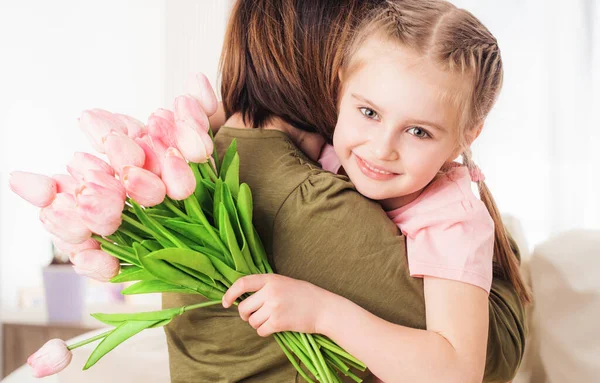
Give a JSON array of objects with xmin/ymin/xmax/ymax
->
[{"xmin": 344, "ymin": 39, "xmax": 467, "ymax": 131}]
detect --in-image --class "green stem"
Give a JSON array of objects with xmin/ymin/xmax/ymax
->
[
  {"xmin": 163, "ymin": 199, "xmax": 193, "ymax": 222},
  {"xmin": 121, "ymin": 214, "xmax": 156, "ymax": 237},
  {"xmin": 182, "ymin": 300, "xmax": 223, "ymax": 312},
  {"xmin": 67, "ymin": 329, "xmax": 113, "ymax": 350},
  {"xmin": 200, "ymin": 162, "xmax": 218, "ymax": 183},
  {"xmin": 118, "ymin": 228, "xmax": 145, "ymax": 243}
]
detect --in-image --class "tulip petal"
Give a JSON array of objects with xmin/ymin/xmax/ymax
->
[
  {"xmin": 76, "ymin": 183, "xmax": 124, "ymax": 236},
  {"xmin": 161, "ymin": 148, "xmax": 196, "ymax": 200},
  {"xmin": 72, "ymin": 249, "xmax": 120, "ymax": 282},
  {"xmin": 104, "ymin": 133, "xmax": 145, "ymax": 175},
  {"xmin": 79, "ymin": 109, "xmax": 127, "ymax": 153},
  {"xmin": 67, "ymin": 152, "xmax": 115, "ymax": 181},
  {"xmin": 52, "ymin": 237, "xmax": 100, "ymax": 263},
  {"xmin": 9, "ymin": 171, "xmax": 57, "ymax": 207},
  {"xmin": 82, "ymin": 170, "xmax": 126, "ymax": 200},
  {"xmin": 121, "ymin": 166, "xmax": 166, "ymax": 207},
  {"xmin": 187, "ymin": 73, "xmax": 218, "ymax": 116},
  {"xmin": 40, "ymin": 193, "xmax": 91, "ymax": 244},
  {"xmin": 135, "ymin": 136, "xmax": 162, "ymax": 176},
  {"xmin": 27, "ymin": 339, "xmax": 72, "ymax": 378},
  {"xmin": 52, "ymin": 174, "xmax": 79, "ymax": 195},
  {"xmin": 115, "ymin": 113, "xmax": 146, "ymax": 139},
  {"xmin": 174, "ymin": 95, "xmax": 210, "ymax": 133}
]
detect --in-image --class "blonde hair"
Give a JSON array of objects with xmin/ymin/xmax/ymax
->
[{"xmin": 343, "ymin": 0, "xmax": 531, "ymax": 303}]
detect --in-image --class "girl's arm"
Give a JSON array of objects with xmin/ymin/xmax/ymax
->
[
  {"xmin": 319, "ymin": 276, "xmax": 489, "ymax": 383},
  {"xmin": 222, "ymin": 274, "xmax": 488, "ymax": 383}
]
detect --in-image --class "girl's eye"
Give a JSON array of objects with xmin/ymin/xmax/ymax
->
[
  {"xmin": 359, "ymin": 107, "xmax": 379, "ymax": 120},
  {"xmin": 406, "ymin": 126, "xmax": 431, "ymax": 139}
]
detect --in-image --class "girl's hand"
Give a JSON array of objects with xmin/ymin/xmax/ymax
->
[{"xmin": 222, "ymin": 274, "xmax": 331, "ymax": 337}]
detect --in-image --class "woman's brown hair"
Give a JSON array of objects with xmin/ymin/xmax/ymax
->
[
  {"xmin": 220, "ymin": 0, "xmax": 381, "ymax": 143},
  {"xmin": 343, "ymin": 0, "xmax": 531, "ymax": 303}
]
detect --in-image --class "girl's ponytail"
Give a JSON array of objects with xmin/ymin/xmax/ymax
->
[{"xmin": 463, "ymin": 150, "xmax": 532, "ymax": 304}]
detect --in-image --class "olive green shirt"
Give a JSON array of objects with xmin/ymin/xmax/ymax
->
[{"xmin": 163, "ymin": 127, "xmax": 527, "ymax": 382}]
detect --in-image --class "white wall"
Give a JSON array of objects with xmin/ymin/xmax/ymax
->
[
  {"xmin": 0, "ymin": 0, "xmax": 166, "ymax": 310},
  {"xmin": 451, "ymin": 0, "xmax": 600, "ymax": 247}
]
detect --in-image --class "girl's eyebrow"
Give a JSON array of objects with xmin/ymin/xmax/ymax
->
[
  {"xmin": 351, "ymin": 93, "xmax": 385, "ymax": 113},
  {"xmin": 351, "ymin": 93, "xmax": 448, "ymax": 133}
]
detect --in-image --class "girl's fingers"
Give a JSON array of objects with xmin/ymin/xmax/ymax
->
[
  {"xmin": 222, "ymin": 274, "xmax": 269, "ymax": 308},
  {"xmin": 256, "ymin": 318, "xmax": 277, "ymax": 337},
  {"xmin": 248, "ymin": 306, "xmax": 270, "ymax": 330},
  {"xmin": 237, "ymin": 289, "xmax": 266, "ymax": 321}
]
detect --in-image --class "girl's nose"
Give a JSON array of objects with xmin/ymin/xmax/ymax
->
[{"xmin": 371, "ymin": 131, "xmax": 399, "ymax": 161}]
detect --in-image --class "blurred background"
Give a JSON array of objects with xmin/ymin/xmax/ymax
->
[{"xmin": 0, "ymin": 0, "xmax": 598, "ymax": 382}]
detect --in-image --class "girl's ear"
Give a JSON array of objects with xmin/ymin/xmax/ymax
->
[{"xmin": 338, "ymin": 69, "xmax": 344, "ymax": 83}]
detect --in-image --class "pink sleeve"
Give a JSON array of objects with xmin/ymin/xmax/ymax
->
[
  {"xmin": 318, "ymin": 144, "xmax": 342, "ymax": 174},
  {"xmin": 401, "ymin": 200, "xmax": 495, "ymax": 293}
]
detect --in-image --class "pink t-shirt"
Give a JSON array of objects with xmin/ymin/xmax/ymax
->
[
  {"xmin": 387, "ymin": 166, "xmax": 494, "ymax": 293},
  {"xmin": 318, "ymin": 144, "xmax": 494, "ymax": 293}
]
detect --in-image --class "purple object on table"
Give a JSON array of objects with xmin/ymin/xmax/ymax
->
[{"xmin": 42, "ymin": 265, "xmax": 87, "ymax": 323}]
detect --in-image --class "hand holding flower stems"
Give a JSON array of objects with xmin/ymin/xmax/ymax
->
[{"xmin": 11, "ymin": 73, "xmax": 367, "ymax": 383}]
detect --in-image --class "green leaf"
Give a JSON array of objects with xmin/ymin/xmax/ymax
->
[
  {"xmin": 110, "ymin": 266, "xmax": 155, "ymax": 283},
  {"xmin": 204, "ymin": 253, "xmax": 247, "ymax": 285},
  {"xmin": 219, "ymin": 206, "xmax": 250, "ymax": 274},
  {"xmin": 84, "ymin": 320, "xmax": 158, "ymax": 369},
  {"xmin": 163, "ymin": 219, "xmax": 221, "ymax": 252},
  {"xmin": 237, "ymin": 183, "xmax": 269, "ymax": 273},
  {"xmin": 99, "ymin": 242, "xmax": 140, "ymax": 267},
  {"xmin": 90, "ymin": 307, "xmax": 184, "ymax": 326},
  {"xmin": 130, "ymin": 201, "xmax": 187, "ymax": 248},
  {"xmin": 201, "ymin": 179, "xmax": 216, "ymax": 194},
  {"xmin": 208, "ymin": 127, "xmax": 220, "ymax": 172},
  {"xmin": 146, "ymin": 248, "xmax": 222, "ymax": 282},
  {"xmin": 224, "ymin": 152, "xmax": 240, "ymax": 199},
  {"xmin": 141, "ymin": 240, "xmax": 163, "ymax": 253},
  {"xmin": 144, "ymin": 207, "xmax": 177, "ymax": 218},
  {"xmin": 213, "ymin": 179, "xmax": 223, "ymax": 228},
  {"xmin": 220, "ymin": 183, "xmax": 244, "ymax": 247},
  {"xmin": 219, "ymin": 139, "xmax": 237, "ymax": 180},
  {"xmin": 121, "ymin": 280, "xmax": 196, "ymax": 295}
]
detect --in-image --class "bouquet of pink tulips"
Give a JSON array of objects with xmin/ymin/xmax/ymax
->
[{"xmin": 10, "ymin": 74, "xmax": 366, "ymax": 383}]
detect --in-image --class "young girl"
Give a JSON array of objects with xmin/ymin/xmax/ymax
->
[{"xmin": 222, "ymin": 0, "xmax": 530, "ymax": 381}]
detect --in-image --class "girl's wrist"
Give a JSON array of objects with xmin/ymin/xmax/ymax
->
[{"xmin": 314, "ymin": 288, "xmax": 349, "ymax": 337}]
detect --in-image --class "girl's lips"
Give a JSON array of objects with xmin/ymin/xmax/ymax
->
[{"xmin": 354, "ymin": 155, "xmax": 398, "ymax": 181}]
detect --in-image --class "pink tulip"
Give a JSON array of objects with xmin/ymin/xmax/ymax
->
[
  {"xmin": 76, "ymin": 183, "xmax": 124, "ymax": 236},
  {"xmin": 173, "ymin": 122, "xmax": 214, "ymax": 163},
  {"xmin": 147, "ymin": 113, "xmax": 177, "ymax": 147},
  {"xmin": 154, "ymin": 108, "xmax": 175, "ymax": 124},
  {"xmin": 9, "ymin": 171, "xmax": 57, "ymax": 208},
  {"xmin": 115, "ymin": 113, "xmax": 145, "ymax": 139},
  {"xmin": 161, "ymin": 147, "xmax": 196, "ymax": 200},
  {"xmin": 52, "ymin": 174, "xmax": 78, "ymax": 195},
  {"xmin": 82, "ymin": 170, "xmax": 126, "ymax": 200},
  {"xmin": 79, "ymin": 109, "xmax": 127, "ymax": 153},
  {"xmin": 187, "ymin": 73, "xmax": 218, "ymax": 116},
  {"xmin": 40, "ymin": 193, "xmax": 91, "ymax": 244},
  {"xmin": 72, "ymin": 249, "xmax": 120, "ymax": 282},
  {"xmin": 52, "ymin": 237, "xmax": 100, "ymax": 263},
  {"xmin": 67, "ymin": 152, "xmax": 114, "ymax": 181},
  {"xmin": 174, "ymin": 95, "xmax": 210, "ymax": 133},
  {"xmin": 121, "ymin": 166, "xmax": 166, "ymax": 207},
  {"xmin": 135, "ymin": 136, "xmax": 162, "ymax": 176},
  {"xmin": 104, "ymin": 133, "xmax": 145, "ymax": 175},
  {"xmin": 27, "ymin": 339, "xmax": 72, "ymax": 378}
]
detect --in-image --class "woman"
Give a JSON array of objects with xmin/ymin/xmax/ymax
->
[{"xmin": 162, "ymin": 1, "xmax": 526, "ymax": 381}]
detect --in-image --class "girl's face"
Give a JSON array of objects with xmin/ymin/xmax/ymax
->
[{"xmin": 333, "ymin": 37, "xmax": 464, "ymax": 209}]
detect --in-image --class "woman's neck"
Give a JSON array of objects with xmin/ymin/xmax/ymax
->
[{"xmin": 224, "ymin": 113, "xmax": 326, "ymax": 162}]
